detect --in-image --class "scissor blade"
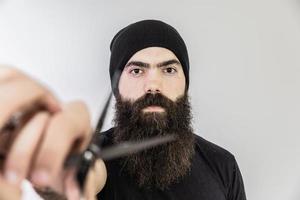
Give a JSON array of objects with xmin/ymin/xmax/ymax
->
[
  {"xmin": 95, "ymin": 92, "xmax": 112, "ymax": 133},
  {"xmin": 99, "ymin": 134, "xmax": 176, "ymax": 161},
  {"xmin": 95, "ymin": 70, "xmax": 120, "ymax": 134}
]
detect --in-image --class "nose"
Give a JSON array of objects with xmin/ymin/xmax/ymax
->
[{"xmin": 144, "ymin": 71, "xmax": 162, "ymax": 94}]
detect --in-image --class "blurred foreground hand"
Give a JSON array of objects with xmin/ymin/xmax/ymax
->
[{"xmin": 0, "ymin": 65, "xmax": 106, "ymax": 200}]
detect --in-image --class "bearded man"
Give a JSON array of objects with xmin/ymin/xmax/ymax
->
[{"xmin": 95, "ymin": 20, "xmax": 246, "ymax": 200}]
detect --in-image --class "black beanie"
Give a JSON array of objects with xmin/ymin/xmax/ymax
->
[{"xmin": 109, "ymin": 19, "xmax": 190, "ymax": 96}]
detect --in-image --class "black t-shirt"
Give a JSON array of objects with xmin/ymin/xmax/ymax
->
[{"xmin": 95, "ymin": 128, "xmax": 246, "ymax": 200}]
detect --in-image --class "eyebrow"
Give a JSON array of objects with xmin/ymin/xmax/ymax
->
[
  {"xmin": 157, "ymin": 59, "xmax": 181, "ymax": 68},
  {"xmin": 125, "ymin": 59, "xmax": 181, "ymax": 68},
  {"xmin": 125, "ymin": 61, "xmax": 150, "ymax": 68}
]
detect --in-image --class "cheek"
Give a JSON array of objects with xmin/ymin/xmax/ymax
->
[
  {"xmin": 118, "ymin": 74, "xmax": 144, "ymax": 100},
  {"xmin": 163, "ymin": 76, "xmax": 186, "ymax": 101},
  {"xmin": 165, "ymin": 81, "xmax": 185, "ymax": 101}
]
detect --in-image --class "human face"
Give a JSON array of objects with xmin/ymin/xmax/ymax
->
[{"xmin": 118, "ymin": 47, "xmax": 186, "ymax": 113}]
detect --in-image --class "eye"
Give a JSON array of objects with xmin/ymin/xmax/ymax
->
[
  {"xmin": 163, "ymin": 67, "xmax": 177, "ymax": 74},
  {"xmin": 129, "ymin": 67, "xmax": 144, "ymax": 76}
]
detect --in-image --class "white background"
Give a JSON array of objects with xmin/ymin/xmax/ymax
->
[{"xmin": 0, "ymin": 0, "xmax": 300, "ymax": 199}]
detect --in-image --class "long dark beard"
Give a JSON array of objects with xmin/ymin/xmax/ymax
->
[{"xmin": 113, "ymin": 93, "xmax": 195, "ymax": 190}]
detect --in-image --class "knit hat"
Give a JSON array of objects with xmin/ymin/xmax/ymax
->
[{"xmin": 109, "ymin": 19, "xmax": 190, "ymax": 95}]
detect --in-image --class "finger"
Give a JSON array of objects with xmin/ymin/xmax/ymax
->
[
  {"xmin": 0, "ymin": 65, "xmax": 23, "ymax": 83},
  {"xmin": 65, "ymin": 165, "xmax": 98, "ymax": 200},
  {"xmin": 93, "ymin": 159, "xmax": 107, "ymax": 194},
  {"xmin": 4, "ymin": 112, "xmax": 50, "ymax": 186},
  {"xmin": 83, "ymin": 168, "xmax": 96, "ymax": 200},
  {"xmin": 64, "ymin": 169, "xmax": 80, "ymax": 200},
  {"xmin": 83, "ymin": 159, "xmax": 107, "ymax": 200},
  {"xmin": 0, "ymin": 77, "xmax": 60, "ymax": 129},
  {"xmin": 64, "ymin": 159, "xmax": 107, "ymax": 200},
  {"xmin": 30, "ymin": 101, "xmax": 91, "ymax": 188},
  {"xmin": 0, "ymin": 175, "xmax": 21, "ymax": 200}
]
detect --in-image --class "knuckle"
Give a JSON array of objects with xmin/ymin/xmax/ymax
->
[
  {"xmin": 69, "ymin": 100, "xmax": 89, "ymax": 112},
  {"xmin": 0, "ymin": 66, "xmax": 23, "ymax": 81}
]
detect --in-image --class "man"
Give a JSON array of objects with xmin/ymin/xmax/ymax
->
[{"xmin": 95, "ymin": 20, "xmax": 247, "ymax": 200}]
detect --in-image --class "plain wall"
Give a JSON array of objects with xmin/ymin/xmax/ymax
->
[{"xmin": 0, "ymin": 0, "xmax": 300, "ymax": 199}]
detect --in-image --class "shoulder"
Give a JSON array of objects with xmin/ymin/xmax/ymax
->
[
  {"xmin": 193, "ymin": 134, "xmax": 246, "ymax": 199},
  {"xmin": 193, "ymin": 134, "xmax": 236, "ymax": 165},
  {"xmin": 193, "ymin": 134, "xmax": 237, "ymax": 183}
]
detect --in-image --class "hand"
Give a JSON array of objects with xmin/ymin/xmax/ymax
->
[{"xmin": 0, "ymin": 65, "xmax": 99, "ymax": 199}]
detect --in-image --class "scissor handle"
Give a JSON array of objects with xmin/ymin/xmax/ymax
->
[{"xmin": 75, "ymin": 143, "xmax": 101, "ymax": 190}]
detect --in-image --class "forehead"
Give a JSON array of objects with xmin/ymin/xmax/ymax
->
[{"xmin": 127, "ymin": 47, "xmax": 180, "ymax": 64}]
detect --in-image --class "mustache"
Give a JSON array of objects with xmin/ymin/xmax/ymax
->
[{"xmin": 130, "ymin": 93, "xmax": 178, "ymax": 112}]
